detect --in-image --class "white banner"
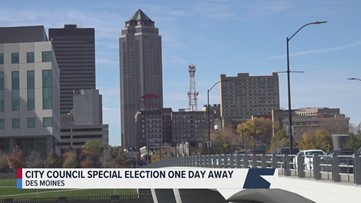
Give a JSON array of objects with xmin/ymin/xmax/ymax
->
[{"xmin": 17, "ymin": 167, "xmax": 277, "ymax": 189}]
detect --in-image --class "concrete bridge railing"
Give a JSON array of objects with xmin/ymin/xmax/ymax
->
[{"xmin": 148, "ymin": 153, "xmax": 361, "ymax": 185}]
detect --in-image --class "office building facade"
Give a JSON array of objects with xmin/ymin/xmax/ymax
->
[
  {"xmin": 0, "ymin": 26, "xmax": 60, "ymax": 156},
  {"xmin": 172, "ymin": 110, "xmax": 207, "ymax": 154},
  {"xmin": 49, "ymin": 25, "xmax": 108, "ymax": 150},
  {"xmin": 49, "ymin": 25, "xmax": 95, "ymax": 114},
  {"xmin": 120, "ymin": 9, "xmax": 163, "ymax": 148},
  {"xmin": 274, "ymin": 107, "xmax": 350, "ymax": 139},
  {"xmin": 60, "ymin": 89, "xmax": 108, "ymax": 152},
  {"xmin": 220, "ymin": 73, "xmax": 280, "ymax": 127},
  {"xmin": 134, "ymin": 108, "xmax": 172, "ymax": 150}
]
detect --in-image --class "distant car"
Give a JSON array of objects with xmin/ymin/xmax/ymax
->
[
  {"xmin": 210, "ymin": 154, "xmax": 230, "ymax": 167},
  {"xmin": 246, "ymin": 149, "xmax": 266, "ymax": 155},
  {"xmin": 320, "ymin": 148, "xmax": 354, "ymax": 173},
  {"xmin": 245, "ymin": 149, "xmax": 267, "ymax": 167},
  {"xmin": 275, "ymin": 147, "xmax": 299, "ymax": 155},
  {"xmin": 233, "ymin": 150, "xmax": 246, "ymax": 157},
  {"xmin": 293, "ymin": 149, "xmax": 327, "ymax": 170}
]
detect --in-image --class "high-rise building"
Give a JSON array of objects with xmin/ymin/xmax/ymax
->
[
  {"xmin": 49, "ymin": 25, "xmax": 108, "ymax": 151},
  {"xmin": 220, "ymin": 73, "xmax": 280, "ymax": 127},
  {"xmin": 120, "ymin": 9, "xmax": 163, "ymax": 148},
  {"xmin": 0, "ymin": 26, "xmax": 60, "ymax": 156},
  {"xmin": 49, "ymin": 25, "xmax": 95, "ymax": 114}
]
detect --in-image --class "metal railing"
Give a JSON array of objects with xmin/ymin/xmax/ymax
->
[{"xmin": 148, "ymin": 153, "xmax": 361, "ymax": 185}]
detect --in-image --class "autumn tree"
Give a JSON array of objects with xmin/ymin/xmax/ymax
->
[
  {"xmin": 350, "ymin": 122, "xmax": 361, "ymax": 135},
  {"xmin": 82, "ymin": 141, "xmax": 104, "ymax": 167},
  {"xmin": 80, "ymin": 157, "xmax": 95, "ymax": 168},
  {"xmin": 63, "ymin": 150, "xmax": 77, "ymax": 168},
  {"xmin": 236, "ymin": 117, "xmax": 273, "ymax": 149},
  {"xmin": 45, "ymin": 150, "xmax": 63, "ymax": 168},
  {"xmin": 0, "ymin": 152, "xmax": 9, "ymax": 172},
  {"xmin": 7, "ymin": 146, "xmax": 26, "ymax": 170},
  {"xmin": 26, "ymin": 151, "xmax": 43, "ymax": 168},
  {"xmin": 210, "ymin": 127, "xmax": 239, "ymax": 154},
  {"xmin": 269, "ymin": 130, "xmax": 289, "ymax": 153},
  {"xmin": 111, "ymin": 151, "xmax": 130, "ymax": 168},
  {"xmin": 100, "ymin": 146, "xmax": 112, "ymax": 168},
  {"xmin": 298, "ymin": 129, "xmax": 332, "ymax": 152},
  {"xmin": 82, "ymin": 141, "xmax": 104, "ymax": 157}
]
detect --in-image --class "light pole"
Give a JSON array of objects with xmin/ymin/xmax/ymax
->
[
  {"xmin": 207, "ymin": 80, "xmax": 223, "ymax": 155},
  {"xmin": 286, "ymin": 21, "xmax": 327, "ymax": 154}
]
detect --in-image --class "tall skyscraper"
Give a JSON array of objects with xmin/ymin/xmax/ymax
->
[
  {"xmin": 49, "ymin": 25, "xmax": 108, "ymax": 151},
  {"xmin": 0, "ymin": 26, "xmax": 60, "ymax": 156},
  {"xmin": 120, "ymin": 9, "xmax": 163, "ymax": 148},
  {"xmin": 49, "ymin": 25, "xmax": 95, "ymax": 114}
]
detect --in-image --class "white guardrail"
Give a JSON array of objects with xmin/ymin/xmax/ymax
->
[{"xmin": 148, "ymin": 153, "xmax": 361, "ymax": 185}]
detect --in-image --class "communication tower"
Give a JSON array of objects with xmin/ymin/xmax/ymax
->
[{"xmin": 187, "ymin": 64, "xmax": 198, "ymax": 111}]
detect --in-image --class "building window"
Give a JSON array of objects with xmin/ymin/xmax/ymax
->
[
  {"xmin": 0, "ymin": 119, "xmax": 4, "ymax": 129},
  {"xmin": 43, "ymin": 117, "xmax": 52, "ymax": 127},
  {"xmin": 27, "ymin": 52, "xmax": 34, "ymax": 63},
  {"xmin": 0, "ymin": 72, "xmax": 3, "ymax": 111},
  {"xmin": 12, "ymin": 71, "xmax": 20, "ymax": 111},
  {"xmin": 0, "ymin": 53, "xmax": 3, "ymax": 64},
  {"xmin": 11, "ymin": 53, "xmax": 19, "ymax": 64},
  {"xmin": 42, "ymin": 70, "xmax": 52, "ymax": 109},
  {"xmin": 27, "ymin": 118, "xmax": 35, "ymax": 128},
  {"xmin": 42, "ymin": 51, "xmax": 52, "ymax": 62},
  {"xmin": 12, "ymin": 118, "xmax": 20, "ymax": 128},
  {"xmin": 27, "ymin": 71, "xmax": 35, "ymax": 110}
]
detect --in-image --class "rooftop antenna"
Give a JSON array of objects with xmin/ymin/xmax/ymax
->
[{"xmin": 187, "ymin": 64, "xmax": 198, "ymax": 111}]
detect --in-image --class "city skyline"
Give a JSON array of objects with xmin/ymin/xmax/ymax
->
[{"xmin": 1, "ymin": 1, "xmax": 361, "ymax": 146}]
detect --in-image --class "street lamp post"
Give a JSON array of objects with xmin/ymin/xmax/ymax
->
[
  {"xmin": 207, "ymin": 80, "xmax": 223, "ymax": 155},
  {"xmin": 286, "ymin": 21, "xmax": 327, "ymax": 154}
]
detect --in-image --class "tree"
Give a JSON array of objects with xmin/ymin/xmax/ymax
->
[
  {"xmin": 210, "ymin": 127, "xmax": 239, "ymax": 154},
  {"xmin": 7, "ymin": 146, "xmax": 26, "ymax": 170},
  {"xmin": 100, "ymin": 146, "xmax": 112, "ymax": 168},
  {"xmin": 343, "ymin": 134, "xmax": 361, "ymax": 151},
  {"xmin": 0, "ymin": 152, "xmax": 9, "ymax": 172},
  {"xmin": 82, "ymin": 141, "xmax": 104, "ymax": 157},
  {"xmin": 80, "ymin": 157, "xmax": 95, "ymax": 168},
  {"xmin": 298, "ymin": 129, "xmax": 332, "ymax": 152},
  {"xmin": 236, "ymin": 117, "xmax": 273, "ymax": 149},
  {"xmin": 26, "ymin": 151, "xmax": 43, "ymax": 168},
  {"xmin": 111, "ymin": 151, "xmax": 130, "ymax": 168},
  {"xmin": 63, "ymin": 150, "xmax": 77, "ymax": 168},
  {"xmin": 45, "ymin": 150, "xmax": 63, "ymax": 168},
  {"xmin": 269, "ymin": 130, "xmax": 289, "ymax": 153},
  {"xmin": 348, "ymin": 123, "xmax": 361, "ymax": 135},
  {"xmin": 82, "ymin": 141, "xmax": 104, "ymax": 167}
]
